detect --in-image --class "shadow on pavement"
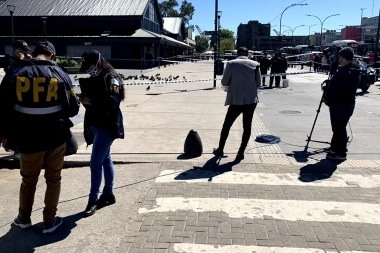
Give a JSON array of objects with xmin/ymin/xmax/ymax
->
[
  {"xmin": 0, "ymin": 159, "xmax": 94, "ymax": 170},
  {"xmin": 287, "ymin": 149, "xmax": 326, "ymax": 163},
  {"xmin": 0, "ymin": 213, "xmax": 83, "ymax": 253},
  {"xmin": 298, "ymin": 158, "xmax": 344, "ymax": 183},
  {"xmin": 356, "ymin": 91, "xmax": 369, "ymax": 96},
  {"xmin": 146, "ymin": 87, "xmax": 215, "ymax": 96},
  {"xmin": 174, "ymin": 156, "xmax": 240, "ymax": 182}
]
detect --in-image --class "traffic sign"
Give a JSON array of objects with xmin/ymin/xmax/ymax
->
[{"xmin": 204, "ymin": 31, "xmax": 215, "ymax": 36}]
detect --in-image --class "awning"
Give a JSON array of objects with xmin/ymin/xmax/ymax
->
[{"xmin": 130, "ymin": 29, "xmax": 192, "ymax": 49}]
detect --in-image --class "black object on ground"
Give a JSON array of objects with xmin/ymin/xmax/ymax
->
[
  {"xmin": 255, "ymin": 134, "xmax": 281, "ymax": 144},
  {"xmin": 184, "ymin": 129, "xmax": 203, "ymax": 157}
]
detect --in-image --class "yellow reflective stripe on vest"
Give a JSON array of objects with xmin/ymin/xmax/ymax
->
[{"xmin": 13, "ymin": 104, "xmax": 62, "ymax": 115}]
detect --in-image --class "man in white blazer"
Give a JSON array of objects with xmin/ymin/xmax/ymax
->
[{"xmin": 213, "ymin": 47, "xmax": 262, "ymax": 160}]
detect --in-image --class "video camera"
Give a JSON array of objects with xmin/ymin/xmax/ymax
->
[
  {"xmin": 323, "ymin": 45, "xmax": 342, "ymax": 76},
  {"xmin": 323, "ymin": 45, "xmax": 342, "ymax": 63}
]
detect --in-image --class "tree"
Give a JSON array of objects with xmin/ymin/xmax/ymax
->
[
  {"xmin": 179, "ymin": 0, "xmax": 195, "ymax": 26},
  {"xmin": 195, "ymin": 35, "xmax": 209, "ymax": 53},
  {"xmin": 220, "ymin": 29, "xmax": 234, "ymax": 40},
  {"xmin": 220, "ymin": 38, "xmax": 235, "ymax": 54},
  {"xmin": 210, "ymin": 29, "xmax": 235, "ymax": 50},
  {"xmin": 158, "ymin": 0, "xmax": 179, "ymax": 17},
  {"xmin": 158, "ymin": 0, "xmax": 195, "ymax": 26}
]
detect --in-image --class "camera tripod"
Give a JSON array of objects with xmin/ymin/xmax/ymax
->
[{"xmin": 304, "ymin": 77, "xmax": 332, "ymax": 153}]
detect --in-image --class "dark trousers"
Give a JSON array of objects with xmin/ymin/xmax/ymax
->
[
  {"xmin": 329, "ymin": 104, "xmax": 355, "ymax": 155},
  {"xmin": 218, "ymin": 103, "xmax": 257, "ymax": 154},
  {"xmin": 269, "ymin": 73, "xmax": 281, "ymax": 86},
  {"xmin": 261, "ymin": 69, "xmax": 267, "ymax": 84}
]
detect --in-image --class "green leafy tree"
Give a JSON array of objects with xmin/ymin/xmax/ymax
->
[
  {"xmin": 159, "ymin": 0, "xmax": 195, "ymax": 26},
  {"xmin": 220, "ymin": 29, "xmax": 234, "ymax": 40},
  {"xmin": 195, "ymin": 35, "xmax": 209, "ymax": 53},
  {"xmin": 179, "ymin": 0, "xmax": 195, "ymax": 26},
  {"xmin": 210, "ymin": 29, "xmax": 235, "ymax": 50},
  {"xmin": 158, "ymin": 0, "xmax": 179, "ymax": 17},
  {"xmin": 220, "ymin": 38, "xmax": 236, "ymax": 54}
]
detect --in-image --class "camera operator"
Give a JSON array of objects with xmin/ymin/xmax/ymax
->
[{"xmin": 323, "ymin": 47, "xmax": 360, "ymax": 160}]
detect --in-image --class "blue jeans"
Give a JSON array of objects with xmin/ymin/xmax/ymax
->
[
  {"xmin": 89, "ymin": 126, "xmax": 114, "ymax": 203},
  {"xmin": 329, "ymin": 103, "xmax": 355, "ymax": 155}
]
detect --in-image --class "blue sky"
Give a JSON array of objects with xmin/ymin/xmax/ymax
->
[{"xmin": 160, "ymin": 0, "xmax": 380, "ymax": 36}]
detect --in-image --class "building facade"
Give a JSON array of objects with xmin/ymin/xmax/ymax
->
[
  {"xmin": 341, "ymin": 27, "xmax": 362, "ymax": 41},
  {"xmin": 236, "ymin": 21, "xmax": 270, "ymax": 50},
  {"xmin": 321, "ymin": 30, "xmax": 341, "ymax": 45},
  {"xmin": 361, "ymin": 16, "xmax": 378, "ymax": 41},
  {"xmin": 0, "ymin": 0, "xmax": 191, "ymax": 69}
]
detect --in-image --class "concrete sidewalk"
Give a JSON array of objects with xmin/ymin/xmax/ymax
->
[
  {"xmin": 1, "ymin": 62, "xmax": 380, "ymax": 253},
  {"xmin": 1, "ymin": 61, "xmax": 380, "ymax": 164},
  {"xmin": 69, "ymin": 61, "xmax": 379, "ymax": 166}
]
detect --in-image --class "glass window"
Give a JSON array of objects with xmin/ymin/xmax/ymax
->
[{"xmin": 149, "ymin": 1, "xmax": 155, "ymax": 22}]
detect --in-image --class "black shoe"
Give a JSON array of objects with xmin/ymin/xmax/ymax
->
[
  {"xmin": 323, "ymin": 146, "xmax": 334, "ymax": 152},
  {"xmin": 213, "ymin": 148, "xmax": 224, "ymax": 157},
  {"xmin": 326, "ymin": 153, "xmax": 347, "ymax": 160},
  {"xmin": 13, "ymin": 216, "xmax": 32, "ymax": 229},
  {"xmin": 83, "ymin": 202, "xmax": 97, "ymax": 217},
  {"xmin": 97, "ymin": 194, "xmax": 116, "ymax": 208},
  {"xmin": 43, "ymin": 217, "xmax": 62, "ymax": 234},
  {"xmin": 236, "ymin": 153, "xmax": 244, "ymax": 160},
  {"xmin": 323, "ymin": 146, "xmax": 347, "ymax": 153}
]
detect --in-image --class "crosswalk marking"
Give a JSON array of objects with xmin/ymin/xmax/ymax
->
[
  {"xmin": 156, "ymin": 170, "xmax": 380, "ymax": 188},
  {"xmin": 172, "ymin": 243, "xmax": 373, "ymax": 253},
  {"xmin": 139, "ymin": 197, "xmax": 380, "ymax": 224}
]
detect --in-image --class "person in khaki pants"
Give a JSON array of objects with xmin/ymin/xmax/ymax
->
[{"xmin": 0, "ymin": 41, "xmax": 80, "ymax": 234}]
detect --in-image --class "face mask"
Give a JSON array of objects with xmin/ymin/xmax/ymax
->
[
  {"xmin": 87, "ymin": 68, "xmax": 101, "ymax": 77},
  {"xmin": 86, "ymin": 54, "xmax": 101, "ymax": 77}
]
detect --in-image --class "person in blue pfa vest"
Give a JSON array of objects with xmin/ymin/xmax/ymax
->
[{"xmin": 0, "ymin": 41, "xmax": 80, "ymax": 234}]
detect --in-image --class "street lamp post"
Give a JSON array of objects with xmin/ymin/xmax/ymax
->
[
  {"xmin": 213, "ymin": 0, "xmax": 218, "ymax": 88},
  {"xmin": 306, "ymin": 14, "xmax": 340, "ymax": 47},
  {"xmin": 42, "ymin": 17, "xmax": 47, "ymax": 41},
  {"xmin": 217, "ymin": 11, "xmax": 222, "ymax": 55},
  {"xmin": 374, "ymin": 7, "xmax": 380, "ymax": 62},
  {"xmin": 308, "ymin": 24, "xmax": 316, "ymax": 45},
  {"xmin": 360, "ymin": 8, "xmax": 366, "ymax": 41},
  {"xmin": 279, "ymin": 3, "xmax": 308, "ymax": 48},
  {"xmin": 7, "ymin": 5, "xmax": 16, "ymax": 43},
  {"xmin": 282, "ymin": 24, "xmax": 305, "ymax": 46}
]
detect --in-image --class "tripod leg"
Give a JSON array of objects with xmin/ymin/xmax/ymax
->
[{"xmin": 304, "ymin": 91, "xmax": 326, "ymax": 152}]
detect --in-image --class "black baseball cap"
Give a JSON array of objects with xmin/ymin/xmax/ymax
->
[
  {"xmin": 34, "ymin": 41, "xmax": 56, "ymax": 54},
  {"xmin": 12, "ymin": 40, "xmax": 32, "ymax": 51},
  {"xmin": 80, "ymin": 50, "xmax": 101, "ymax": 72}
]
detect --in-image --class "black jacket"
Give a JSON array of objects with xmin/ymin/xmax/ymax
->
[
  {"xmin": 0, "ymin": 58, "xmax": 80, "ymax": 153},
  {"xmin": 79, "ymin": 73, "xmax": 124, "ymax": 145},
  {"xmin": 269, "ymin": 56, "xmax": 283, "ymax": 73},
  {"xmin": 259, "ymin": 57, "xmax": 270, "ymax": 73},
  {"xmin": 3, "ymin": 54, "xmax": 24, "ymax": 72},
  {"xmin": 324, "ymin": 63, "xmax": 360, "ymax": 106}
]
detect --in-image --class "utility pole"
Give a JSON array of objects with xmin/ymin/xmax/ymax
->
[
  {"xmin": 213, "ymin": 0, "xmax": 218, "ymax": 88},
  {"xmin": 360, "ymin": 8, "xmax": 366, "ymax": 41},
  {"xmin": 374, "ymin": 7, "xmax": 380, "ymax": 62},
  {"xmin": 42, "ymin": 17, "xmax": 47, "ymax": 41}
]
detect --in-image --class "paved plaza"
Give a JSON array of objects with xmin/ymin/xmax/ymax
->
[{"xmin": 1, "ymin": 61, "xmax": 380, "ymax": 252}]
